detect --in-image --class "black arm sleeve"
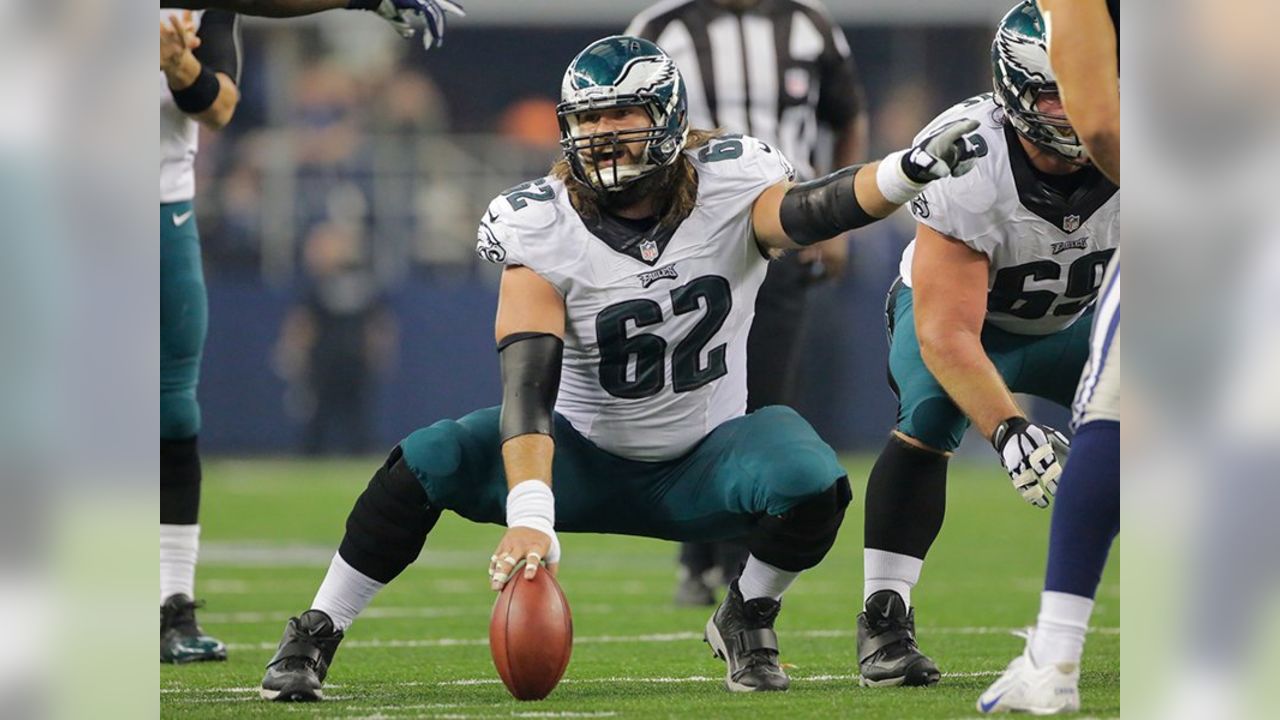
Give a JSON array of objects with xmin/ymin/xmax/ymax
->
[
  {"xmin": 498, "ymin": 333, "xmax": 564, "ymax": 443},
  {"xmin": 778, "ymin": 164, "xmax": 877, "ymax": 246},
  {"xmin": 193, "ymin": 10, "xmax": 242, "ymax": 84}
]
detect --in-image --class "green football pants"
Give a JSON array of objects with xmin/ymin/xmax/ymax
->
[
  {"xmin": 886, "ymin": 280, "xmax": 1094, "ymax": 451},
  {"xmin": 160, "ymin": 201, "xmax": 207, "ymax": 440},
  {"xmin": 399, "ymin": 405, "xmax": 847, "ymax": 543}
]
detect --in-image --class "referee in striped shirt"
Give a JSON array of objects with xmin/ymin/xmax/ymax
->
[{"xmin": 626, "ymin": 0, "xmax": 868, "ymax": 606}]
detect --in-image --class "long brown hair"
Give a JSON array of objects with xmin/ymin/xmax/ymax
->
[{"xmin": 551, "ymin": 128, "xmax": 723, "ymax": 227}]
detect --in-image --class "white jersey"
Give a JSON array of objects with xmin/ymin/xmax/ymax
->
[
  {"xmin": 160, "ymin": 9, "xmax": 204, "ymax": 204},
  {"xmin": 900, "ymin": 94, "xmax": 1120, "ymax": 335},
  {"xmin": 476, "ymin": 135, "xmax": 794, "ymax": 461}
]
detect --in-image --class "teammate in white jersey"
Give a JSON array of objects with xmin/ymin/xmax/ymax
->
[
  {"xmin": 159, "ymin": 8, "xmax": 242, "ymax": 664},
  {"xmin": 258, "ymin": 35, "xmax": 982, "ymax": 701},
  {"xmin": 856, "ymin": 1, "xmax": 1119, "ymax": 688},
  {"xmin": 160, "ymin": 0, "xmax": 464, "ymax": 50}
]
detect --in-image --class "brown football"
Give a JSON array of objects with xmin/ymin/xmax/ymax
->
[{"xmin": 489, "ymin": 568, "xmax": 573, "ymax": 700}]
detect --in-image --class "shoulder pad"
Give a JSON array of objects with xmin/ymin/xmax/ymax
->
[
  {"xmin": 689, "ymin": 133, "xmax": 795, "ymax": 200},
  {"xmin": 476, "ymin": 176, "xmax": 563, "ymax": 267}
]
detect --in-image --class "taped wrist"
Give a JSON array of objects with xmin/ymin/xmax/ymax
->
[
  {"xmin": 875, "ymin": 149, "xmax": 928, "ymax": 205},
  {"xmin": 498, "ymin": 332, "xmax": 563, "ymax": 443},
  {"xmin": 170, "ymin": 65, "xmax": 220, "ymax": 114},
  {"xmin": 507, "ymin": 479, "xmax": 560, "ymax": 563},
  {"xmin": 991, "ymin": 416, "xmax": 1030, "ymax": 450},
  {"xmin": 347, "ymin": 0, "xmax": 381, "ymax": 10},
  {"xmin": 778, "ymin": 165, "xmax": 875, "ymax": 246}
]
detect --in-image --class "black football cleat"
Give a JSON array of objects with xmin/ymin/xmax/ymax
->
[
  {"xmin": 856, "ymin": 590, "xmax": 940, "ymax": 687},
  {"xmin": 161, "ymin": 594, "xmax": 227, "ymax": 664},
  {"xmin": 703, "ymin": 580, "xmax": 790, "ymax": 692},
  {"xmin": 260, "ymin": 609, "xmax": 345, "ymax": 701}
]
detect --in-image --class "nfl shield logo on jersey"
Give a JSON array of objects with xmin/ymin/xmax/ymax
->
[
  {"xmin": 1062, "ymin": 214, "xmax": 1081, "ymax": 232},
  {"xmin": 640, "ymin": 239, "xmax": 659, "ymax": 262}
]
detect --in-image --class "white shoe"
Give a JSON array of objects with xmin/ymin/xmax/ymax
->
[{"xmin": 977, "ymin": 633, "xmax": 1080, "ymax": 715}]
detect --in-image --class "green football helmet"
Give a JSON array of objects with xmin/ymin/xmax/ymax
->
[
  {"xmin": 557, "ymin": 36, "xmax": 689, "ymax": 192},
  {"xmin": 992, "ymin": 1, "xmax": 1084, "ymax": 161}
]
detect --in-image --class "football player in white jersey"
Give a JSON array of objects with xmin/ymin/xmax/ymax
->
[
  {"xmin": 159, "ymin": 8, "xmax": 242, "ymax": 664},
  {"xmin": 978, "ymin": 0, "xmax": 1120, "ymax": 713},
  {"xmin": 160, "ymin": 0, "xmax": 464, "ymax": 50},
  {"xmin": 856, "ymin": 1, "xmax": 1119, "ymax": 688},
  {"xmin": 258, "ymin": 35, "xmax": 982, "ymax": 701}
]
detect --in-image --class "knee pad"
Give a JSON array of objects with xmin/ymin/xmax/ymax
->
[
  {"xmin": 160, "ymin": 391, "xmax": 201, "ymax": 440},
  {"xmin": 898, "ymin": 397, "xmax": 966, "ymax": 453},
  {"xmin": 338, "ymin": 446, "xmax": 443, "ymax": 584},
  {"xmin": 400, "ymin": 420, "xmax": 467, "ymax": 479},
  {"xmin": 748, "ymin": 476, "xmax": 852, "ymax": 572},
  {"xmin": 160, "ymin": 436, "xmax": 201, "ymax": 524}
]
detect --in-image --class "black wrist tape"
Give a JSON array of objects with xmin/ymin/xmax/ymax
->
[
  {"xmin": 778, "ymin": 164, "xmax": 876, "ymax": 246},
  {"xmin": 348, "ymin": 0, "xmax": 381, "ymax": 10},
  {"xmin": 991, "ymin": 416, "xmax": 1030, "ymax": 450},
  {"xmin": 498, "ymin": 332, "xmax": 564, "ymax": 443},
  {"xmin": 171, "ymin": 66, "xmax": 220, "ymax": 115}
]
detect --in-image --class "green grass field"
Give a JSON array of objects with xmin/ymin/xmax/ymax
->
[{"xmin": 160, "ymin": 456, "xmax": 1119, "ymax": 719}]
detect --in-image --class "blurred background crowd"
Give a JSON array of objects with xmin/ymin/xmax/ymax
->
[{"xmin": 193, "ymin": 3, "xmax": 1013, "ymax": 455}]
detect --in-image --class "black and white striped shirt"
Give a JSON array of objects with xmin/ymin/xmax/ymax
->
[{"xmin": 626, "ymin": 0, "xmax": 864, "ymax": 179}]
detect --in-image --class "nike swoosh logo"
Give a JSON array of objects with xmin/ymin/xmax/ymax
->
[
  {"xmin": 172, "ymin": 210, "xmax": 194, "ymax": 227},
  {"xmin": 978, "ymin": 692, "xmax": 1004, "ymax": 713}
]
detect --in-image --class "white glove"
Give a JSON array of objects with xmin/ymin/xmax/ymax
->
[
  {"xmin": 876, "ymin": 119, "xmax": 984, "ymax": 204},
  {"xmin": 903, "ymin": 118, "xmax": 984, "ymax": 182},
  {"xmin": 991, "ymin": 416, "xmax": 1071, "ymax": 508},
  {"xmin": 365, "ymin": 0, "xmax": 465, "ymax": 50}
]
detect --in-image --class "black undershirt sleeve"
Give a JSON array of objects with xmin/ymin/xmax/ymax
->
[
  {"xmin": 498, "ymin": 333, "xmax": 564, "ymax": 443},
  {"xmin": 193, "ymin": 10, "xmax": 242, "ymax": 84}
]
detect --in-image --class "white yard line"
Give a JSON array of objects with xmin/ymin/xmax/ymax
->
[
  {"xmin": 164, "ymin": 669, "xmax": 1012, "ymax": 698},
  {"xmin": 218, "ymin": 626, "xmax": 1118, "ymax": 652}
]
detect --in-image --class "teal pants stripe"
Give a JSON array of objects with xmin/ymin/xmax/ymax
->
[
  {"xmin": 399, "ymin": 405, "xmax": 845, "ymax": 543},
  {"xmin": 887, "ymin": 281, "xmax": 1093, "ymax": 452},
  {"xmin": 161, "ymin": 201, "xmax": 207, "ymax": 439}
]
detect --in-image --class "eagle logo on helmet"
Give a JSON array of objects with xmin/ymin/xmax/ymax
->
[{"xmin": 995, "ymin": 32, "xmax": 1051, "ymax": 85}]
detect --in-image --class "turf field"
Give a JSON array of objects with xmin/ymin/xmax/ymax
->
[{"xmin": 160, "ymin": 456, "xmax": 1120, "ymax": 719}]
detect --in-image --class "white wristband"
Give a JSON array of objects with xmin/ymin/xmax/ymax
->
[
  {"xmin": 506, "ymin": 480, "xmax": 560, "ymax": 563},
  {"xmin": 876, "ymin": 150, "xmax": 927, "ymax": 205}
]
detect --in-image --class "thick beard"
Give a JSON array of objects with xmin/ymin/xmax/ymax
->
[{"xmin": 595, "ymin": 162, "xmax": 680, "ymax": 216}]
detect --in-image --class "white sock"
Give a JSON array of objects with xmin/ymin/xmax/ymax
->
[
  {"xmin": 160, "ymin": 523, "xmax": 200, "ymax": 603},
  {"xmin": 311, "ymin": 552, "xmax": 387, "ymax": 631},
  {"xmin": 736, "ymin": 555, "xmax": 799, "ymax": 601},
  {"xmin": 863, "ymin": 548, "xmax": 923, "ymax": 608},
  {"xmin": 1029, "ymin": 590, "xmax": 1093, "ymax": 667}
]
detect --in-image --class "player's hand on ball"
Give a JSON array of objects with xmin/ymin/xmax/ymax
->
[
  {"xmin": 489, "ymin": 526, "xmax": 560, "ymax": 591},
  {"xmin": 369, "ymin": 0, "xmax": 465, "ymax": 50},
  {"xmin": 991, "ymin": 416, "xmax": 1070, "ymax": 508},
  {"xmin": 902, "ymin": 119, "xmax": 983, "ymax": 183}
]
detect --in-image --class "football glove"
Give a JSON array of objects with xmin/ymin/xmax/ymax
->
[
  {"xmin": 991, "ymin": 416, "xmax": 1070, "ymax": 509},
  {"xmin": 353, "ymin": 0, "xmax": 465, "ymax": 50},
  {"xmin": 902, "ymin": 118, "xmax": 983, "ymax": 183}
]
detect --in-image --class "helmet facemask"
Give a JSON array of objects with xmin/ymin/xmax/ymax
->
[
  {"xmin": 558, "ymin": 99, "xmax": 685, "ymax": 193},
  {"xmin": 557, "ymin": 37, "xmax": 690, "ymax": 196}
]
